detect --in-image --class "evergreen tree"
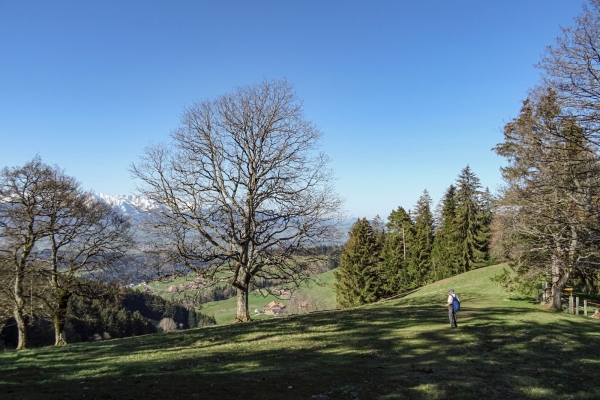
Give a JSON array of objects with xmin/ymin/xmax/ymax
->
[
  {"xmin": 188, "ymin": 307, "xmax": 198, "ymax": 329},
  {"xmin": 478, "ymin": 187, "xmax": 494, "ymax": 262},
  {"xmin": 493, "ymin": 88, "xmax": 600, "ymax": 310},
  {"xmin": 431, "ymin": 185, "xmax": 459, "ymax": 279},
  {"xmin": 454, "ymin": 166, "xmax": 488, "ymax": 272},
  {"xmin": 380, "ymin": 232, "xmax": 406, "ymax": 294},
  {"xmin": 335, "ymin": 218, "xmax": 383, "ymax": 308},
  {"xmin": 380, "ymin": 207, "xmax": 413, "ymax": 294},
  {"xmin": 386, "ymin": 207, "xmax": 415, "ymax": 263},
  {"xmin": 407, "ymin": 190, "xmax": 435, "ymax": 285},
  {"xmin": 370, "ymin": 215, "xmax": 387, "ymax": 249}
]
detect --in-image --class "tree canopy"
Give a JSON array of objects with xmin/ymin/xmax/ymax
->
[{"xmin": 132, "ymin": 79, "xmax": 343, "ymax": 322}]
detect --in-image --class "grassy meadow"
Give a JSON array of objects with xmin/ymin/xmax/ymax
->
[
  {"xmin": 2, "ymin": 264, "xmax": 600, "ymax": 399},
  {"xmin": 201, "ymin": 269, "xmax": 337, "ymax": 324},
  {"xmin": 136, "ymin": 264, "xmax": 337, "ymax": 325}
]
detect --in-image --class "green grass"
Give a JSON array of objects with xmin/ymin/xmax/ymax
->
[
  {"xmin": 202, "ymin": 269, "xmax": 337, "ymax": 324},
  {"xmin": 2, "ymin": 264, "xmax": 600, "ymax": 399}
]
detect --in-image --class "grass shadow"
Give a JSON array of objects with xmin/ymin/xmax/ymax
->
[{"xmin": 2, "ymin": 299, "xmax": 600, "ymax": 399}]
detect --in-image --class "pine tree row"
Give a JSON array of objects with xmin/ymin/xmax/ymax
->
[{"xmin": 335, "ymin": 166, "xmax": 493, "ymax": 308}]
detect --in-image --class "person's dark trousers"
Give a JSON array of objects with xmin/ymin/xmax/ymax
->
[{"xmin": 448, "ymin": 306, "xmax": 457, "ymax": 328}]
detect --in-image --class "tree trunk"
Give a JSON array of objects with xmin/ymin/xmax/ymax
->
[
  {"xmin": 551, "ymin": 285, "xmax": 563, "ymax": 311},
  {"xmin": 235, "ymin": 286, "xmax": 251, "ymax": 322},
  {"xmin": 53, "ymin": 291, "xmax": 70, "ymax": 345},
  {"xmin": 53, "ymin": 313, "xmax": 65, "ymax": 345},
  {"xmin": 14, "ymin": 266, "xmax": 28, "ymax": 350},
  {"xmin": 14, "ymin": 307, "xmax": 28, "ymax": 350},
  {"xmin": 551, "ymin": 255, "xmax": 569, "ymax": 312}
]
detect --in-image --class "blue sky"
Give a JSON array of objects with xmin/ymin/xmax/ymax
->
[{"xmin": 0, "ymin": 0, "xmax": 584, "ymax": 219}]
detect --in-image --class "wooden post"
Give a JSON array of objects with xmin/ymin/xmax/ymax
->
[
  {"xmin": 569, "ymin": 294, "xmax": 573, "ymax": 315},
  {"xmin": 542, "ymin": 282, "xmax": 548, "ymax": 303},
  {"xmin": 584, "ymin": 300, "xmax": 588, "ymax": 317},
  {"xmin": 576, "ymin": 297, "xmax": 580, "ymax": 315}
]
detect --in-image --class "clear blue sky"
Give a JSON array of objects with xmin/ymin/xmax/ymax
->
[{"xmin": 0, "ymin": 0, "xmax": 584, "ymax": 219}]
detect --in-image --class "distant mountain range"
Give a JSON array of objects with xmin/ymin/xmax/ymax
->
[
  {"xmin": 94, "ymin": 193, "xmax": 160, "ymax": 220},
  {"xmin": 93, "ymin": 193, "xmax": 356, "ymax": 244}
]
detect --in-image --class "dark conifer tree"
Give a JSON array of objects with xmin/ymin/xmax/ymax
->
[
  {"xmin": 335, "ymin": 218, "xmax": 383, "ymax": 308},
  {"xmin": 478, "ymin": 187, "xmax": 494, "ymax": 261},
  {"xmin": 380, "ymin": 207, "xmax": 413, "ymax": 294},
  {"xmin": 454, "ymin": 166, "xmax": 488, "ymax": 272},
  {"xmin": 370, "ymin": 215, "xmax": 386, "ymax": 249},
  {"xmin": 408, "ymin": 190, "xmax": 435, "ymax": 285},
  {"xmin": 431, "ymin": 185, "xmax": 459, "ymax": 279},
  {"xmin": 386, "ymin": 207, "xmax": 414, "ymax": 262},
  {"xmin": 188, "ymin": 307, "xmax": 198, "ymax": 329}
]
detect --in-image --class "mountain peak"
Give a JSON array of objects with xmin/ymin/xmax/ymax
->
[{"xmin": 93, "ymin": 193, "xmax": 159, "ymax": 216}]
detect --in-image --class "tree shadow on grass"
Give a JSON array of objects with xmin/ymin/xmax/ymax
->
[{"xmin": 1, "ymin": 303, "xmax": 599, "ymax": 400}]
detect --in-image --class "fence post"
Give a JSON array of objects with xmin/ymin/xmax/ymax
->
[
  {"xmin": 569, "ymin": 294, "xmax": 574, "ymax": 315},
  {"xmin": 576, "ymin": 297, "xmax": 580, "ymax": 315},
  {"xmin": 584, "ymin": 300, "xmax": 588, "ymax": 317}
]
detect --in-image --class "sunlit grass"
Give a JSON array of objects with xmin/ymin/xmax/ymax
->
[{"xmin": 2, "ymin": 264, "xmax": 600, "ymax": 399}]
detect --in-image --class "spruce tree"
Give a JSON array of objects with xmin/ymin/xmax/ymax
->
[
  {"xmin": 478, "ymin": 187, "xmax": 494, "ymax": 262},
  {"xmin": 408, "ymin": 190, "xmax": 435, "ymax": 286},
  {"xmin": 334, "ymin": 218, "xmax": 383, "ymax": 308},
  {"xmin": 431, "ymin": 185, "xmax": 459, "ymax": 279},
  {"xmin": 386, "ymin": 207, "xmax": 414, "ymax": 262},
  {"xmin": 454, "ymin": 166, "xmax": 488, "ymax": 272},
  {"xmin": 380, "ymin": 232, "xmax": 407, "ymax": 294},
  {"xmin": 188, "ymin": 307, "xmax": 198, "ymax": 329},
  {"xmin": 380, "ymin": 207, "xmax": 413, "ymax": 294},
  {"xmin": 493, "ymin": 88, "xmax": 600, "ymax": 310}
]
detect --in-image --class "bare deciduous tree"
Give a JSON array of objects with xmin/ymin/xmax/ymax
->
[
  {"xmin": 41, "ymin": 188, "xmax": 133, "ymax": 345},
  {"xmin": 131, "ymin": 79, "xmax": 343, "ymax": 322},
  {"xmin": 538, "ymin": 1, "xmax": 600, "ymax": 140},
  {"xmin": 158, "ymin": 317, "xmax": 177, "ymax": 333},
  {"xmin": 0, "ymin": 158, "xmax": 57, "ymax": 349},
  {"xmin": 0, "ymin": 157, "xmax": 133, "ymax": 348}
]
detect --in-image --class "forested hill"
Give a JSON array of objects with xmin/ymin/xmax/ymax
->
[{"xmin": 2, "ymin": 263, "xmax": 600, "ymax": 399}]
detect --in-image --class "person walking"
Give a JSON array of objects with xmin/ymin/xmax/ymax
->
[{"xmin": 445, "ymin": 289, "xmax": 459, "ymax": 328}]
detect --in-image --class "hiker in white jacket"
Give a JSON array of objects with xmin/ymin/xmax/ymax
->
[{"xmin": 445, "ymin": 289, "xmax": 459, "ymax": 328}]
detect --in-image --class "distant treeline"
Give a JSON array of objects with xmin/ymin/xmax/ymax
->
[
  {"xmin": 335, "ymin": 166, "xmax": 493, "ymax": 308},
  {"xmin": 0, "ymin": 280, "xmax": 215, "ymax": 349}
]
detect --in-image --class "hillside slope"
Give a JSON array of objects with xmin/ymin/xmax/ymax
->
[
  {"xmin": 201, "ymin": 269, "xmax": 337, "ymax": 324},
  {"xmin": 2, "ymin": 264, "xmax": 600, "ymax": 400}
]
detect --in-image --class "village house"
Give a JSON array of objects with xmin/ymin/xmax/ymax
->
[
  {"xmin": 263, "ymin": 301, "xmax": 286, "ymax": 316},
  {"xmin": 167, "ymin": 285, "xmax": 178, "ymax": 293}
]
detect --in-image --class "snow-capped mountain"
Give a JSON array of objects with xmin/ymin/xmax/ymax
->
[
  {"xmin": 94, "ymin": 193, "xmax": 355, "ymax": 243},
  {"xmin": 94, "ymin": 193, "xmax": 159, "ymax": 216}
]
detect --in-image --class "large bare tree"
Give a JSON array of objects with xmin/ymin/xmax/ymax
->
[
  {"xmin": 0, "ymin": 158, "xmax": 57, "ymax": 349},
  {"xmin": 131, "ymin": 79, "xmax": 343, "ymax": 322},
  {"xmin": 0, "ymin": 157, "xmax": 133, "ymax": 348},
  {"xmin": 41, "ymin": 187, "xmax": 133, "ymax": 345},
  {"xmin": 538, "ymin": 0, "xmax": 600, "ymax": 140}
]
